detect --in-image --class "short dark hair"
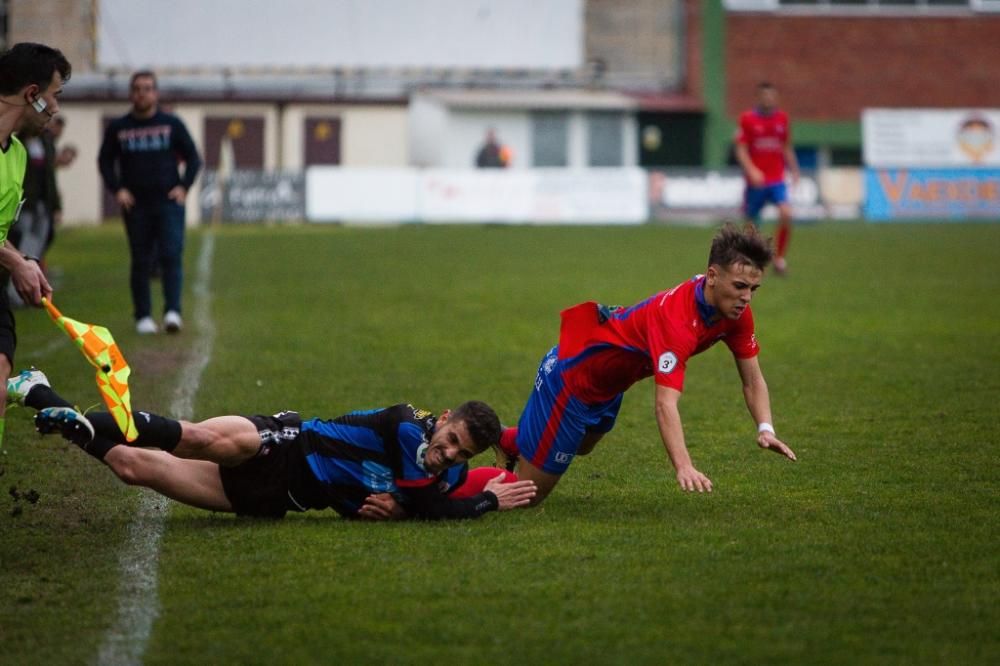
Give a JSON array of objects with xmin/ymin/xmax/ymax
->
[
  {"xmin": 0, "ymin": 42, "xmax": 72, "ymax": 95},
  {"xmin": 450, "ymin": 400, "xmax": 501, "ymax": 453},
  {"xmin": 757, "ymin": 81, "xmax": 775, "ymax": 91},
  {"xmin": 130, "ymin": 70, "xmax": 157, "ymax": 89},
  {"xmin": 708, "ymin": 223, "xmax": 773, "ymax": 272}
]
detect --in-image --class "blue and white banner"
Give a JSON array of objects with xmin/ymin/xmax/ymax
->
[{"xmin": 864, "ymin": 168, "xmax": 1000, "ymax": 221}]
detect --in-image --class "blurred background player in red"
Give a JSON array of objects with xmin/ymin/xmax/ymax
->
[{"xmin": 734, "ymin": 82, "xmax": 799, "ymax": 275}]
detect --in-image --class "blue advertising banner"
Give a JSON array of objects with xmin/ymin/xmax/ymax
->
[{"xmin": 865, "ymin": 168, "xmax": 1000, "ymax": 221}]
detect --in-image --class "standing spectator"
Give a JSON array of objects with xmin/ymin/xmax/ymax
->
[
  {"xmin": 734, "ymin": 82, "xmax": 799, "ymax": 275},
  {"xmin": 98, "ymin": 71, "xmax": 202, "ymax": 334},
  {"xmin": 0, "ymin": 42, "xmax": 71, "ymax": 450},
  {"xmin": 475, "ymin": 128, "xmax": 510, "ymax": 168}
]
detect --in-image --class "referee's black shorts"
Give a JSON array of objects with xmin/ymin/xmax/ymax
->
[{"xmin": 0, "ymin": 292, "xmax": 17, "ymax": 365}]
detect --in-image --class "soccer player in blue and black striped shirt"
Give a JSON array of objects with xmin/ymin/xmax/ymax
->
[{"xmin": 11, "ymin": 368, "xmax": 535, "ymax": 520}]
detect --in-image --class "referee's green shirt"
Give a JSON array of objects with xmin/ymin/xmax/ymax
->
[{"xmin": 0, "ymin": 134, "xmax": 27, "ymax": 244}]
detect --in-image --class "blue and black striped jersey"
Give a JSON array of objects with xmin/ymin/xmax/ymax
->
[{"xmin": 288, "ymin": 404, "xmax": 493, "ymax": 519}]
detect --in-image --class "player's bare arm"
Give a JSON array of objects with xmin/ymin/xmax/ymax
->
[
  {"xmin": 783, "ymin": 144, "xmax": 801, "ymax": 184},
  {"xmin": 735, "ymin": 143, "xmax": 764, "ymax": 186},
  {"xmin": 735, "ymin": 355, "xmax": 796, "ymax": 461},
  {"xmin": 654, "ymin": 384, "xmax": 713, "ymax": 493},
  {"xmin": 358, "ymin": 473, "xmax": 537, "ymax": 520}
]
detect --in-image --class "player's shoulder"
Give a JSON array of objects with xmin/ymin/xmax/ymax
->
[
  {"xmin": 386, "ymin": 403, "xmax": 436, "ymax": 431},
  {"xmin": 2, "ymin": 134, "xmax": 27, "ymax": 171},
  {"xmin": 7, "ymin": 133, "xmax": 26, "ymax": 157},
  {"xmin": 158, "ymin": 109, "xmax": 190, "ymax": 128},
  {"xmin": 660, "ymin": 275, "xmax": 700, "ymax": 303}
]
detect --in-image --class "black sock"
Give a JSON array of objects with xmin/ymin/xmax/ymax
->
[
  {"xmin": 80, "ymin": 435, "xmax": 118, "ymax": 461},
  {"xmin": 24, "ymin": 385, "xmax": 74, "ymax": 410},
  {"xmin": 89, "ymin": 411, "xmax": 182, "ymax": 451}
]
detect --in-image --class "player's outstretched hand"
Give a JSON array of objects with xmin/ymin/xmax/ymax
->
[
  {"xmin": 358, "ymin": 492, "xmax": 407, "ymax": 521},
  {"xmin": 484, "ymin": 472, "xmax": 537, "ymax": 510},
  {"xmin": 676, "ymin": 465, "xmax": 713, "ymax": 493},
  {"xmin": 757, "ymin": 431, "xmax": 797, "ymax": 461}
]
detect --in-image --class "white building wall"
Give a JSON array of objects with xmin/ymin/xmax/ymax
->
[
  {"xmin": 98, "ymin": 0, "xmax": 583, "ymax": 70},
  {"xmin": 342, "ymin": 107, "xmax": 409, "ymax": 167},
  {"xmin": 409, "ymin": 97, "xmax": 449, "ymax": 167}
]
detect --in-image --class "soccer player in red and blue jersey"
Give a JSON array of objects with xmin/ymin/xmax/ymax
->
[
  {"xmin": 495, "ymin": 225, "xmax": 796, "ymax": 505},
  {"xmin": 734, "ymin": 82, "xmax": 800, "ymax": 275}
]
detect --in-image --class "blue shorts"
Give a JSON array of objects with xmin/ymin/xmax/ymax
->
[
  {"xmin": 744, "ymin": 182, "xmax": 788, "ymax": 223},
  {"xmin": 516, "ymin": 346, "xmax": 624, "ymax": 475}
]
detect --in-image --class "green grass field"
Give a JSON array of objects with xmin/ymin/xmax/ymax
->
[{"xmin": 1, "ymin": 221, "xmax": 997, "ymax": 664}]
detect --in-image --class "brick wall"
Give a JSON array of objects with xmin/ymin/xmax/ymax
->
[
  {"xmin": 9, "ymin": 0, "xmax": 95, "ymax": 72},
  {"xmin": 726, "ymin": 15, "xmax": 1000, "ymax": 120}
]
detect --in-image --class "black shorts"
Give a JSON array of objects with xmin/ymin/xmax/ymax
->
[
  {"xmin": 218, "ymin": 411, "xmax": 304, "ymax": 518},
  {"xmin": 0, "ymin": 296, "xmax": 16, "ymax": 365}
]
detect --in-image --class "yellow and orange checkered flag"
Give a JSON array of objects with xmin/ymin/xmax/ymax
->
[{"xmin": 41, "ymin": 298, "xmax": 139, "ymax": 442}]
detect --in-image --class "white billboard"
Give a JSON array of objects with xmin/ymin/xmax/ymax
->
[
  {"xmin": 98, "ymin": 0, "xmax": 582, "ymax": 70},
  {"xmin": 307, "ymin": 168, "xmax": 647, "ymax": 224},
  {"xmin": 863, "ymin": 109, "xmax": 1000, "ymax": 167}
]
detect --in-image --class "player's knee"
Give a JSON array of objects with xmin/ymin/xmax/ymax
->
[{"xmin": 108, "ymin": 449, "xmax": 146, "ymax": 486}]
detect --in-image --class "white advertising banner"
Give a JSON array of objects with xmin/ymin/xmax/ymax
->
[
  {"xmin": 863, "ymin": 109, "xmax": 1000, "ymax": 167},
  {"xmin": 306, "ymin": 168, "xmax": 420, "ymax": 223},
  {"xmin": 421, "ymin": 169, "xmax": 646, "ymax": 224},
  {"xmin": 307, "ymin": 168, "xmax": 647, "ymax": 224}
]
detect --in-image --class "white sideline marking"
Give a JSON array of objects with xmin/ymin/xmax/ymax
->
[
  {"xmin": 23, "ymin": 336, "xmax": 65, "ymax": 360},
  {"xmin": 96, "ymin": 231, "xmax": 216, "ymax": 666}
]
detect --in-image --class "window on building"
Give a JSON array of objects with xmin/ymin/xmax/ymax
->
[
  {"xmin": 532, "ymin": 112, "xmax": 568, "ymax": 167},
  {"xmin": 587, "ymin": 112, "xmax": 623, "ymax": 167},
  {"xmin": 830, "ymin": 146, "xmax": 863, "ymax": 166}
]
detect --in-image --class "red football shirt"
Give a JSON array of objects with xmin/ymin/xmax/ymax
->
[
  {"xmin": 735, "ymin": 108, "xmax": 791, "ymax": 185},
  {"xmin": 558, "ymin": 276, "xmax": 759, "ymax": 403}
]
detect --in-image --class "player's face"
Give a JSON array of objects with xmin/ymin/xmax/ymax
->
[
  {"xmin": 424, "ymin": 413, "xmax": 478, "ymax": 474},
  {"xmin": 130, "ymin": 76, "xmax": 158, "ymax": 114},
  {"xmin": 21, "ymin": 72, "xmax": 64, "ymax": 133},
  {"xmin": 708, "ymin": 262, "xmax": 762, "ymax": 320},
  {"xmin": 757, "ymin": 87, "xmax": 777, "ymax": 112}
]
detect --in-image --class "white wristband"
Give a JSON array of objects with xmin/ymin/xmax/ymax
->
[{"xmin": 757, "ymin": 422, "xmax": 775, "ymax": 435}]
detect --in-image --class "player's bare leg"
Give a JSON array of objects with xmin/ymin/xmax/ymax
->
[
  {"xmin": 172, "ymin": 416, "xmax": 263, "ymax": 465},
  {"xmin": 514, "ymin": 457, "xmax": 562, "ymax": 506},
  {"xmin": 103, "ymin": 446, "xmax": 233, "ymax": 511},
  {"xmin": 576, "ymin": 431, "xmax": 606, "ymax": 456},
  {"xmin": 0, "ymin": 353, "xmax": 11, "ymax": 448},
  {"xmin": 774, "ymin": 202, "xmax": 793, "ymax": 275}
]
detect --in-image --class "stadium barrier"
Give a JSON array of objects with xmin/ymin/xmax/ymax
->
[
  {"xmin": 647, "ymin": 169, "xmax": 827, "ymax": 224},
  {"xmin": 195, "ymin": 167, "xmax": 865, "ymax": 225},
  {"xmin": 306, "ymin": 167, "xmax": 648, "ymax": 224},
  {"xmin": 199, "ymin": 171, "xmax": 305, "ymax": 223},
  {"xmin": 864, "ymin": 168, "xmax": 1000, "ymax": 221}
]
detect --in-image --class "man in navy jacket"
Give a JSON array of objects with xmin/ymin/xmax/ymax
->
[{"xmin": 99, "ymin": 70, "xmax": 201, "ymax": 335}]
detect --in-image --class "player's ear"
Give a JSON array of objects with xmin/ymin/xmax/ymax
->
[
  {"xmin": 706, "ymin": 264, "xmax": 718, "ymax": 286},
  {"xmin": 438, "ymin": 409, "xmax": 451, "ymax": 424}
]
